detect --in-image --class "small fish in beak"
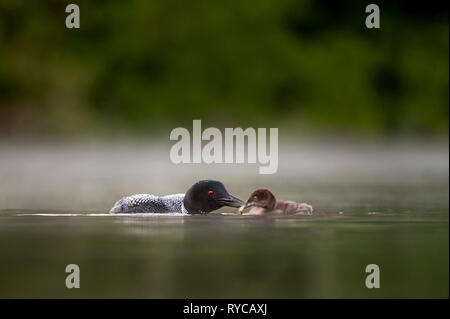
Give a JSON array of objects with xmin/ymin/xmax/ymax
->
[{"xmin": 238, "ymin": 202, "xmax": 253, "ymax": 214}]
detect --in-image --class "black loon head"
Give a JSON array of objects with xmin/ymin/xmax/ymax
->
[{"xmin": 183, "ymin": 180, "xmax": 244, "ymax": 214}]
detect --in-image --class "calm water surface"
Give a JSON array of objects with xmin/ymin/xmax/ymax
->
[{"xmin": 0, "ymin": 142, "xmax": 448, "ymax": 298}]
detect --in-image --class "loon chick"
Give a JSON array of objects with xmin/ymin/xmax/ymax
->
[
  {"xmin": 238, "ymin": 188, "xmax": 313, "ymax": 215},
  {"xmin": 110, "ymin": 180, "xmax": 244, "ymax": 215}
]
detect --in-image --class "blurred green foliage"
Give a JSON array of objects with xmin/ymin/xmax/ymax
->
[{"xmin": 0, "ymin": 0, "xmax": 448, "ymax": 137}]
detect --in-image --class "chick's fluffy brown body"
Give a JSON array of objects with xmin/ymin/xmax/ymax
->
[{"xmin": 241, "ymin": 188, "xmax": 313, "ymax": 215}]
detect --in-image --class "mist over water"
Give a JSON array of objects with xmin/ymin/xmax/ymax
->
[{"xmin": 0, "ymin": 140, "xmax": 448, "ymax": 298}]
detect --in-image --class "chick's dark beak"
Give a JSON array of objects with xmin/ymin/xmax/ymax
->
[{"xmin": 217, "ymin": 194, "xmax": 245, "ymax": 208}]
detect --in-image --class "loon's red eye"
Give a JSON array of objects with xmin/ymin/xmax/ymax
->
[{"xmin": 208, "ymin": 191, "xmax": 214, "ymax": 197}]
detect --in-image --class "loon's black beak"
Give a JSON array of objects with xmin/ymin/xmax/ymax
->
[
  {"xmin": 217, "ymin": 194, "xmax": 245, "ymax": 208},
  {"xmin": 238, "ymin": 201, "xmax": 254, "ymax": 214}
]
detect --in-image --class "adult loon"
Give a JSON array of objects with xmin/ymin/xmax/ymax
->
[
  {"xmin": 110, "ymin": 180, "xmax": 244, "ymax": 214},
  {"xmin": 238, "ymin": 188, "xmax": 313, "ymax": 215}
]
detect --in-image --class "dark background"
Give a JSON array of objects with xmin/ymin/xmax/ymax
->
[{"xmin": 0, "ymin": 0, "xmax": 448, "ymax": 138}]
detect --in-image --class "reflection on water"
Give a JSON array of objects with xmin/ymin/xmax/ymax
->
[
  {"xmin": 0, "ymin": 141, "xmax": 448, "ymax": 298},
  {"xmin": 0, "ymin": 196, "xmax": 448, "ymax": 298}
]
